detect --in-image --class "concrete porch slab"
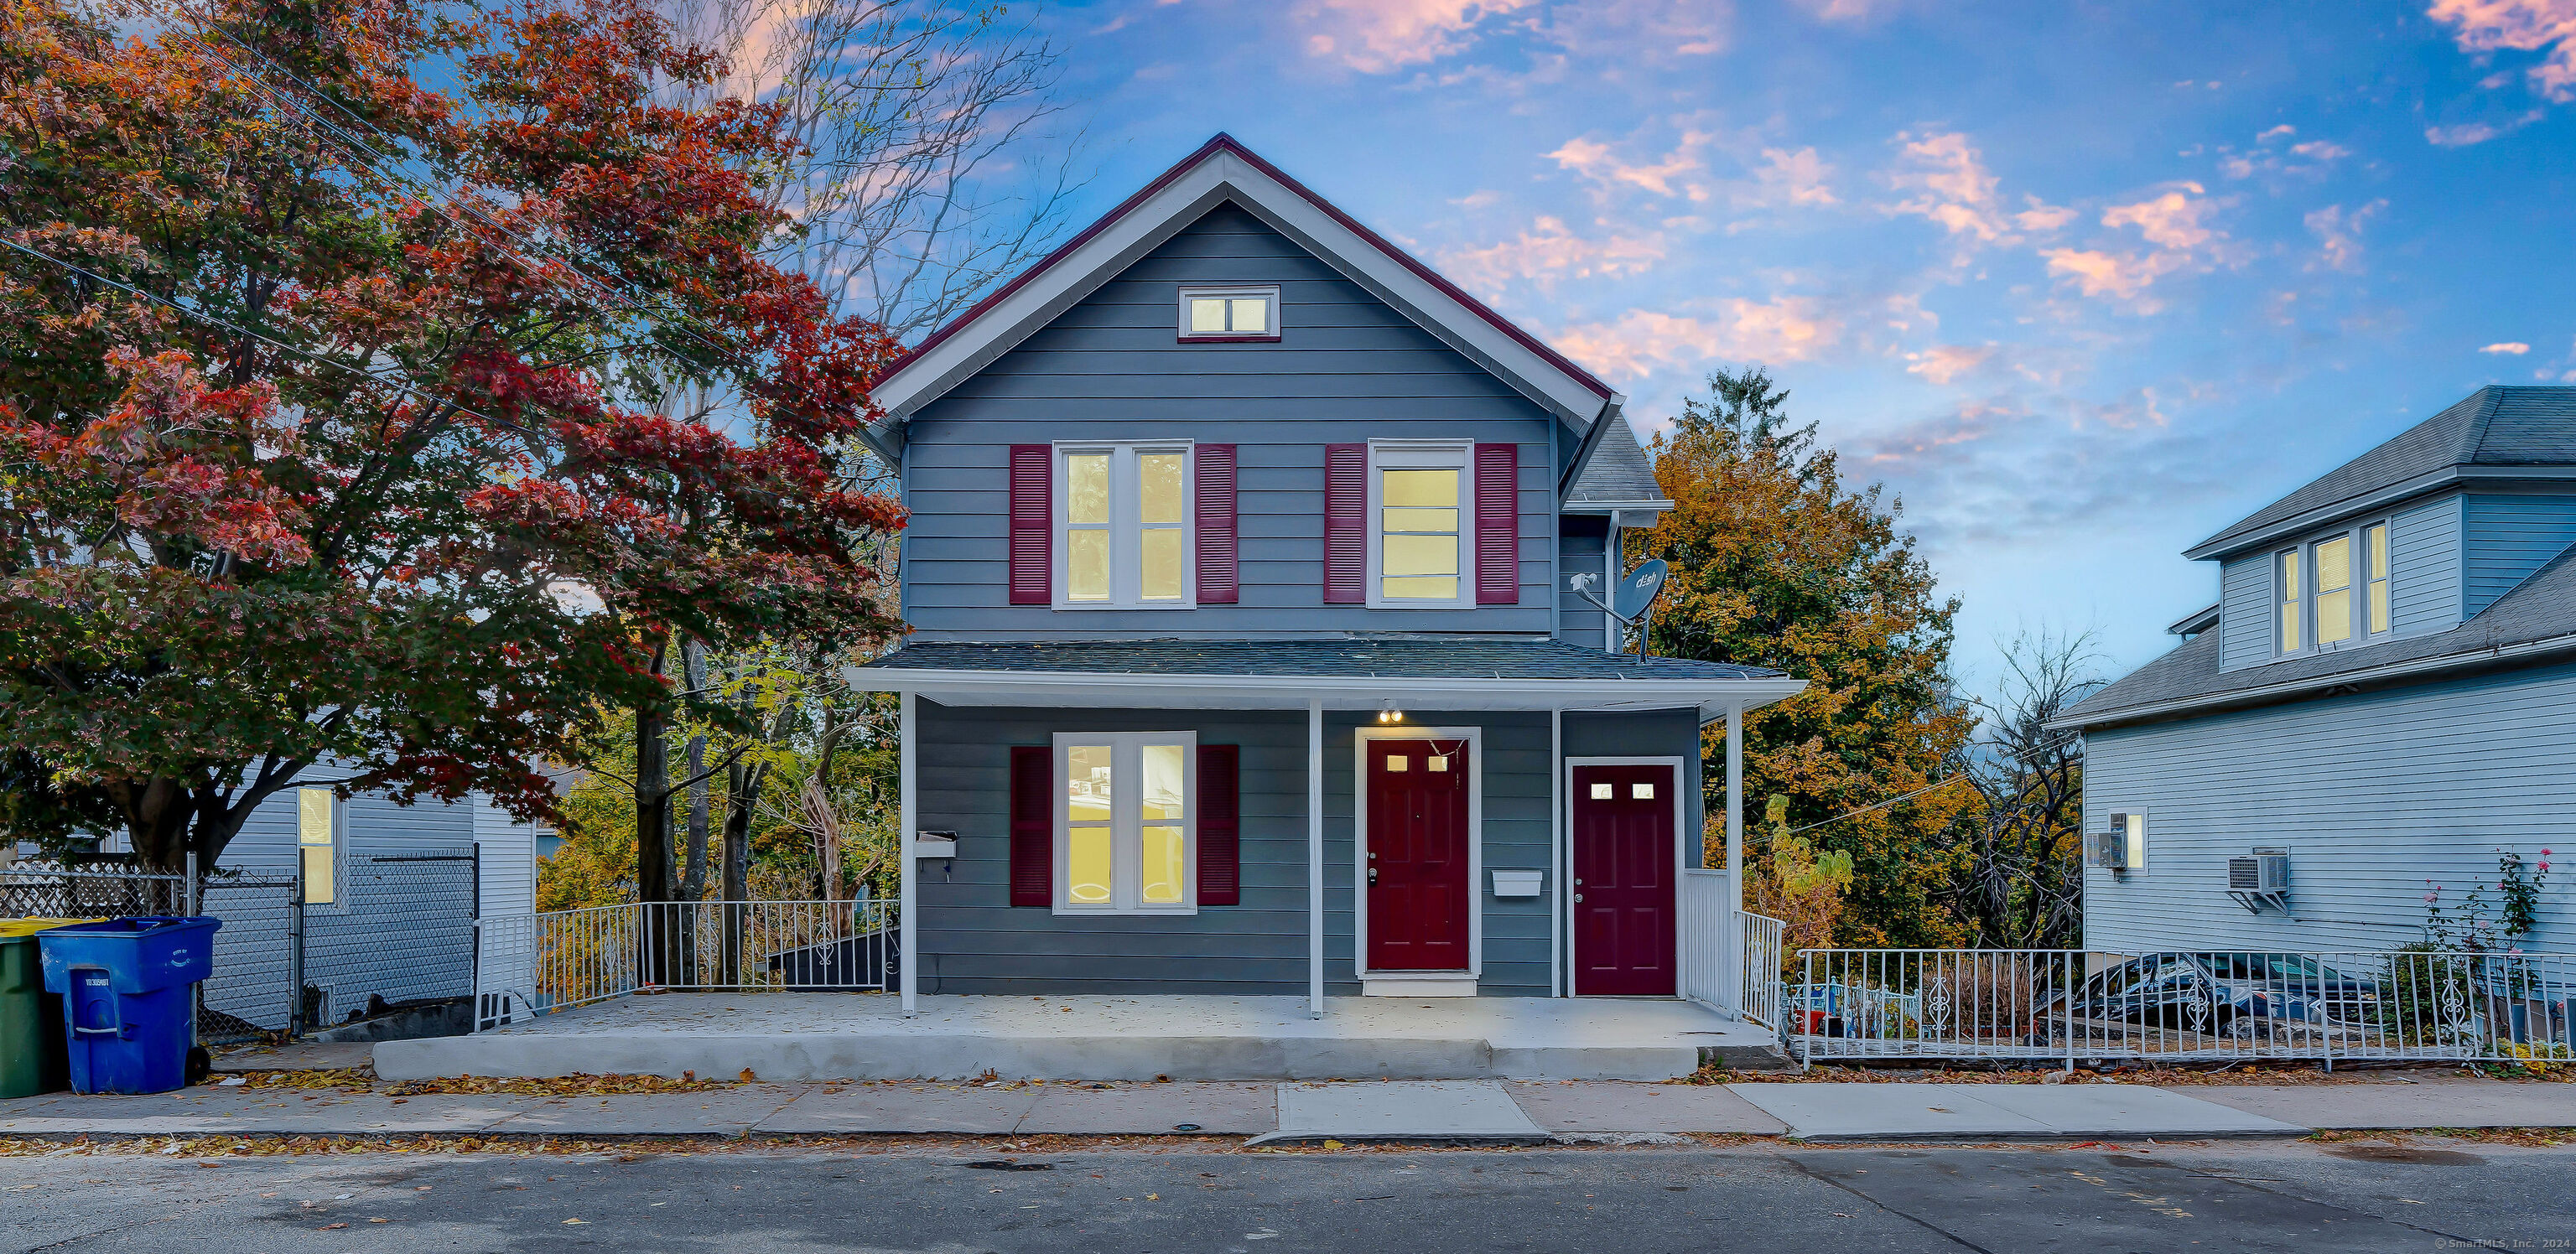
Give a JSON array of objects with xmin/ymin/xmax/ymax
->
[
  {"xmin": 377, "ymin": 993, "xmax": 1776, "ymax": 1083},
  {"xmin": 1259, "ymin": 1080, "xmax": 1544, "ymax": 1143}
]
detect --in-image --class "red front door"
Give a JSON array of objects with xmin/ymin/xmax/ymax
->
[
  {"xmin": 1573, "ymin": 763, "xmax": 1677, "ymax": 996},
  {"xmin": 1365, "ymin": 738, "xmax": 1471, "ymax": 972}
]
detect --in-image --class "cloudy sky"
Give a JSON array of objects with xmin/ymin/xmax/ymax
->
[{"xmin": 1018, "ymin": 0, "xmax": 2575, "ymax": 689}]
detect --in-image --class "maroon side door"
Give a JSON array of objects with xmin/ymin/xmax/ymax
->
[
  {"xmin": 1572, "ymin": 763, "xmax": 1677, "ymax": 996},
  {"xmin": 1365, "ymin": 738, "xmax": 1472, "ymax": 972}
]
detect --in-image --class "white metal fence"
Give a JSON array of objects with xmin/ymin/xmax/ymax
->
[
  {"xmin": 1680, "ymin": 869, "xmax": 1733, "ymax": 1010},
  {"xmin": 474, "ymin": 899, "xmax": 897, "ymax": 1030},
  {"xmin": 1740, "ymin": 911, "xmax": 1786, "ymax": 1030},
  {"xmin": 1784, "ymin": 948, "xmax": 2575, "ymax": 1067}
]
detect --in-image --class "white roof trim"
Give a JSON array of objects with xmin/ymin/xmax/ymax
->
[
  {"xmin": 870, "ymin": 145, "xmax": 1614, "ymax": 429},
  {"xmin": 843, "ymin": 665, "xmax": 1805, "ymax": 723}
]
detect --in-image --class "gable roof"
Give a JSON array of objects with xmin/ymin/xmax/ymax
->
[
  {"xmin": 2185, "ymin": 386, "xmax": 2576, "ymax": 559},
  {"xmin": 1562, "ymin": 412, "xmax": 1670, "ymax": 511},
  {"xmin": 2054, "ymin": 540, "xmax": 2576, "ymax": 731},
  {"xmin": 869, "ymin": 134, "xmax": 1620, "ymax": 433}
]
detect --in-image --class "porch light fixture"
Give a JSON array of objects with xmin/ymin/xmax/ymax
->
[{"xmin": 1377, "ymin": 701, "xmax": 1404, "ymax": 723}]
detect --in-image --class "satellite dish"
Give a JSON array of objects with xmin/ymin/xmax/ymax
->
[{"xmin": 1613, "ymin": 559, "xmax": 1670, "ymax": 621}]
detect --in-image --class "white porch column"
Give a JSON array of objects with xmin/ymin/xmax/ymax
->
[
  {"xmin": 1549, "ymin": 706, "xmax": 1563, "ymax": 998},
  {"xmin": 1725, "ymin": 702, "xmax": 1744, "ymax": 1016},
  {"xmin": 1307, "ymin": 698, "xmax": 1325, "ymax": 1018},
  {"xmin": 899, "ymin": 690, "xmax": 918, "ymax": 1016}
]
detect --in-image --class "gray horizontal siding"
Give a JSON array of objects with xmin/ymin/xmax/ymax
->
[
  {"xmin": 2083, "ymin": 661, "xmax": 2576, "ymax": 955},
  {"xmin": 2216, "ymin": 552, "xmax": 2273, "ymax": 672},
  {"xmin": 909, "ymin": 704, "xmax": 1667, "ymax": 998},
  {"xmin": 2391, "ymin": 493, "xmax": 2464, "ymax": 635},
  {"xmin": 1558, "ymin": 516, "xmax": 1608, "ymax": 653},
  {"xmin": 2464, "ymin": 494, "xmax": 2576, "ymax": 618},
  {"xmin": 902, "ymin": 202, "xmax": 1562, "ymax": 641}
]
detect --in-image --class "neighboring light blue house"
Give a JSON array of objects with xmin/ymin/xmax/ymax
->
[
  {"xmin": 852, "ymin": 136, "xmax": 1803, "ymax": 1013},
  {"xmin": 2057, "ymin": 386, "xmax": 2576, "ymax": 954}
]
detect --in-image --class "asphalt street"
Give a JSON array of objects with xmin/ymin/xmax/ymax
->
[{"xmin": 3, "ymin": 1140, "xmax": 2569, "ymax": 1252}]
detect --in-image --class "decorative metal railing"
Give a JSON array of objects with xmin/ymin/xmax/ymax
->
[
  {"xmin": 1739, "ymin": 910, "xmax": 1787, "ymax": 1031},
  {"xmin": 473, "ymin": 899, "xmax": 896, "ymax": 1030},
  {"xmin": 1790, "ymin": 948, "xmax": 2573, "ymax": 1068}
]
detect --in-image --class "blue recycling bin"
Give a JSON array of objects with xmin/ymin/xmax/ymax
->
[{"xmin": 35, "ymin": 917, "xmax": 221, "ymax": 1095}]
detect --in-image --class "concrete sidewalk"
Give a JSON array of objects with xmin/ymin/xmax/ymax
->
[{"xmin": 1, "ymin": 1078, "xmax": 2565, "ymax": 1143}]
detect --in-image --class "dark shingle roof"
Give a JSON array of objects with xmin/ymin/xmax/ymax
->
[
  {"xmin": 2058, "ymin": 543, "xmax": 2576, "ymax": 728},
  {"xmin": 2189, "ymin": 386, "xmax": 2576, "ymax": 557},
  {"xmin": 860, "ymin": 638, "xmax": 1780, "ymax": 681},
  {"xmin": 1566, "ymin": 417, "xmax": 1670, "ymax": 508}
]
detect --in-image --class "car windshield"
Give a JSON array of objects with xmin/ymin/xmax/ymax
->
[{"xmin": 2195, "ymin": 953, "xmax": 2350, "ymax": 982}]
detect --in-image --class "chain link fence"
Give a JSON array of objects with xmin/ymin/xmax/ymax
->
[{"xmin": 3, "ymin": 849, "xmax": 479, "ymax": 1044}]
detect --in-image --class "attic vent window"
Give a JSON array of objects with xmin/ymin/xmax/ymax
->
[{"xmin": 1178, "ymin": 285, "xmax": 1280, "ymax": 342}]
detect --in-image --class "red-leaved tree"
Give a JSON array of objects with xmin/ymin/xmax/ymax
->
[{"xmin": 0, "ymin": 0, "xmax": 904, "ymax": 876}]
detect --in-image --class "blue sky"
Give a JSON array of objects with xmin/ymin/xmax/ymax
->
[{"xmin": 1018, "ymin": 0, "xmax": 2576, "ymax": 691}]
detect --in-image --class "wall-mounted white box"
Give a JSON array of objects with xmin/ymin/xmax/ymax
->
[
  {"xmin": 911, "ymin": 832, "xmax": 958, "ymax": 859},
  {"xmin": 1490, "ymin": 869, "xmax": 1544, "ymax": 898}
]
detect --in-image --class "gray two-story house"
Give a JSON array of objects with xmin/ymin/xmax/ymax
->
[
  {"xmin": 2058, "ymin": 386, "xmax": 2576, "ymax": 953},
  {"xmin": 853, "ymin": 136, "xmax": 1801, "ymax": 1014}
]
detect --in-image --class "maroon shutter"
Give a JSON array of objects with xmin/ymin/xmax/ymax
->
[
  {"xmin": 1008, "ymin": 745, "xmax": 1052, "ymax": 906},
  {"xmin": 1474, "ymin": 442, "xmax": 1519, "ymax": 605},
  {"xmin": 1197, "ymin": 744, "xmax": 1240, "ymax": 905},
  {"xmin": 1194, "ymin": 445, "xmax": 1239, "ymax": 604},
  {"xmin": 1008, "ymin": 444, "xmax": 1050, "ymax": 605},
  {"xmin": 1323, "ymin": 443, "xmax": 1366, "ymax": 604}
]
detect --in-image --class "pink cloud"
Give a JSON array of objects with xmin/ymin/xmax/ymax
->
[
  {"xmin": 1292, "ymin": 0, "xmax": 1539, "ymax": 72},
  {"xmin": 1555, "ymin": 298, "xmax": 1842, "ymax": 379},
  {"xmin": 2040, "ymin": 248, "xmax": 2173, "ymax": 302},
  {"xmin": 2428, "ymin": 0, "xmax": 2576, "ymax": 101},
  {"xmin": 1754, "ymin": 147, "xmax": 1838, "ymax": 207},
  {"xmin": 2304, "ymin": 200, "xmax": 2386, "ymax": 272},
  {"xmin": 1903, "ymin": 344, "xmax": 1998, "ymax": 386},
  {"xmin": 1439, "ymin": 215, "xmax": 1665, "ymax": 296},
  {"xmin": 2483, "ymin": 341, "xmax": 2534, "ymax": 353},
  {"xmin": 1547, "ymin": 132, "xmax": 1711, "ymax": 199},
  {"xmin": 2101, "ymin": 184, "xmax": 2218, "ymax": 251},
  {"xmin": 1887, "ymin": 131, "xmax": 2007, "ymax": 241},
  {"xmin": 2424, "ymin": 109, "xmax": 2547, "ymax": 144}
]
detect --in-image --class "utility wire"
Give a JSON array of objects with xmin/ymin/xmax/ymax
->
[
  {"xmin": 1774, "ymin": 731, "xmax": 2083, "ymax": 838},
  {"xmin": 0, "ymin": 235, "xmax": 517, "ymax": 433}
]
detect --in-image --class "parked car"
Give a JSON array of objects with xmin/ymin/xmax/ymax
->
[{"xmin": 2032, "ymin": 951, "xmax": 2380, "ymax": 1041}]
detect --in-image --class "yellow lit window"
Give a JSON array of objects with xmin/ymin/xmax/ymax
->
[
  {"xmin": 1057, "ymin": 445, "xmax": 1193, "ymax": 608},
  {"xmin": 1379, "ymin": 468, "xmax": 1461, "ymax": 601},
  {"xmin": 1179, "ymin": 287, "xmax": 1276, "ymax": 339},
  {"xmin": 298, "ymin": 787, "xmax": 336, "ymax": 905},
  {"xmin": 2277, "ymin": 549, "xmax": 2302, "ymax": 654},
  {"xmin": 1057, "ymin": 735, "xmax": 1194, "ymax": 913},
  {"xmin": 2314, "ymin": 534, "xmax": 2352, "ymax": 645},
  {"xmin": 2365, "ymin": 522, "xmax": 2391, "ymax": 635}
]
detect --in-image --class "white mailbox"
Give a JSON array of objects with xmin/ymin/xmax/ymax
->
[
  {"xmin": 911, "ymin": 831, "xmax": 958, "ymax": 859},
  {"xmin": 1490, "ymin": 869, "xmax": 1544, "ymax": 899}
]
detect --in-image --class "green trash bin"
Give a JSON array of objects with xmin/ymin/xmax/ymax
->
[{"xmin": 2, "ymin": 919, "xmax": 93, "ymax": 1099}]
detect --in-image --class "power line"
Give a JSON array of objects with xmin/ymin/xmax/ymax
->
[
  {"xmin": 1774, "ymin": 731, "xmax": 2083, "ymax": 838},
  {"xmin": 0, "ymin": 235, "xmax": 516, "ymax": 433}
]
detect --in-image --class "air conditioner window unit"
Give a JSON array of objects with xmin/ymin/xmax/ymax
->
[
  {"xmin": 2088, "ymin": 811, "xmax": 2146, "ymax": 870},
  {"xmin": 2225, "ymin": 850, "xmax": 2290, "ymax": 911}
]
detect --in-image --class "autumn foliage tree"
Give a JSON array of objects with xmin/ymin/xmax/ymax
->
[
  {"xmin": 1639, "ymin": 368, "xmax": 1976, "ymax": 946},
  {"xmin": 0, "ymin": 0, "xmax": 902, "ymax": 874}
]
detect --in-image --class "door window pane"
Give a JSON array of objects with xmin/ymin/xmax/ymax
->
[
  {"xmin": 1591, "ymin": 782, "xmax": 1613, "ymax": 800},
  {"xmin": 2314, "ymin": 535, "xmax": 2351, "ymax": 645},
  {"xmin": 1632, "ymin": 782, "xmax": 1654, "ymax": 800}
]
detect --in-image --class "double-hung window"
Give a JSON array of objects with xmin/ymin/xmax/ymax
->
[
  {"xmin": 1366, "ymin": 441, "xmax": 1475, "ymax": 609},
  {"xmin": 2276, "ymin": 521, "xmax": 2395, "ymax": 656},
  {"xmin": 1055, "ymin": 732, "xmax": 1196, "ymax": 915},
  {"xmin": 1056, "ymin": 442, "xmax": 1193, "ymax": 609}
]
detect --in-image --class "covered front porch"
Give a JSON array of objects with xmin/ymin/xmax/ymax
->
[
  {"xmin": 853, "ymin": 640, "xmax": 1804, "ymax": 1021},
  {"xmin": 383, "ymin": 991, "xmax": 1785, "ymax": 1081}
]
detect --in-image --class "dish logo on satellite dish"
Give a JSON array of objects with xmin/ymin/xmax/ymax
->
[{"xmin": 1613, "ymin": 560, "xmax": 1668, "ymax": 622}]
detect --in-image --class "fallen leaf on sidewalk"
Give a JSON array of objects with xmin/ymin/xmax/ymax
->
[
  {"xmin": 316, "ymin": 1223, "xmax": 347, "ymax": 1231},
  {"xmin": 564, "ymin": 1218, "xmax": 589, "ymax": 1225}
]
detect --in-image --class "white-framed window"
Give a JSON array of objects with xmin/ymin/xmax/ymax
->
[
  {"xmin": 1366, "ymin": 440, "xmax": 1475, "ymax": 609},
  {"xmin": 1054, "ymin": 441, "xmax": 1195, "ymax": 609},
  {"xmin": 1176, "ymin": 284, "xmax": 1280, "ymax": 341},
  {"xmin": 296, "ymin": 786, "xmax": 342, "ymax": 907},
  {"xmin": 1055, "ymin": 732, "xmax": 1197, "ymax": 915},
  {"xmin": 2276, "ymin": 520, "xmax": 2394, "ymax": 656}
]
